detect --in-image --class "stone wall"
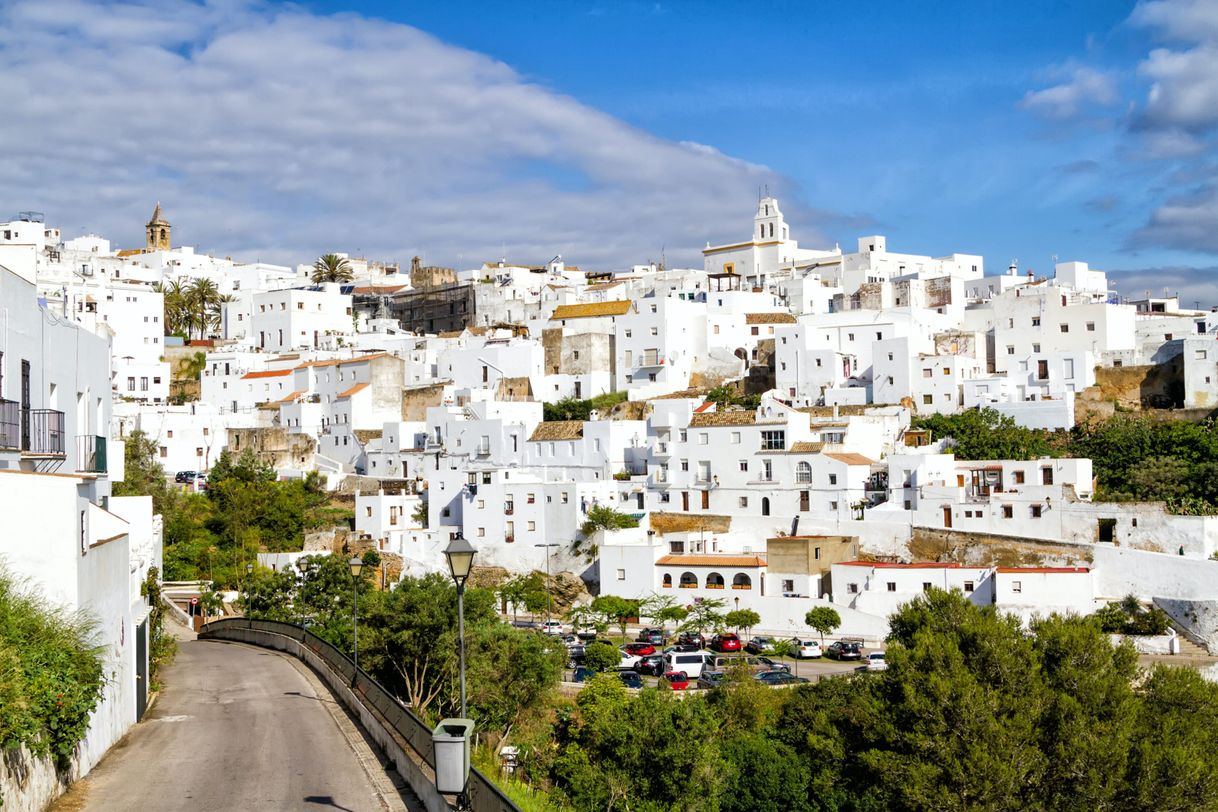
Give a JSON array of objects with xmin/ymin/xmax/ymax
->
[
  {"xmin": 228, "ymin": 427, "xmax": 315, "ymax": 469},
  {"xmin": 909, "ymin": 526, "xmax": 1093, "ymax": 568},
  {"xmin": 401, "ymin": 383, "xmax": 446, "ymax": 421}
]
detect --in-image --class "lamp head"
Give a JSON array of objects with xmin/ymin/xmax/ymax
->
[
  {"xmin": 349, "ymin": 556, "xmax": 364, "ymax": 578},
  {"xmin": 444, "ymin": 533, "xmax": 476, "ymax": 586}
]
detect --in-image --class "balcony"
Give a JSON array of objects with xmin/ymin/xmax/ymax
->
[
  {"xmin": 20, "ymin": 409, "xmax": 65, "ymax": 457},
  {"xmin": 77, "ymin": 435, "xmax": 107, "ymax": 473},
  {"xmin": 0, "ymin": 399, "xmax": 17, "ymax": 450},
  {"xmin": 653, "ymin": 442, "xmax": 671, "ymax": 457},
  {"xmin": 635, "ymin": 350, "xmax": 664, "ymax": 368}
]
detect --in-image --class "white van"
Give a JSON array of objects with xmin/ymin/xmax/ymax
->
[{"xmin": 663, "ymin": 650, "xmax": 713, "ymax": 679}]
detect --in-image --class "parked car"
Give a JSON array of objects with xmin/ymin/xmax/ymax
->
[
  {"xmin": 540, "ymin": 620, "xmax": 565, "ymax": 636},
  {"xmin": 756, "ymin": 656, "xmax": 790, "ymax": 673},
  {"xmin": 174, "ymin": 470, "xmax": 197, "ymax": 483},
  {"xmin": 745, "ymin": 636, "xmax": 777, "ymax": 655},
  {"xmin": 663, "ymin": 650, "xmax": 714, "ymax": 679},
  {"xmin": 617, "ymin": 649, "xmax": 643, "ymax": 669},
  {"xmin": 696, "ymin": 670, "xmax": 727, "ymax": 689},
  {"xmin": 622, "ymin": 642, "xmax": 656, "ymax": 658},
  {"xmin": 790, "ymin": 638, "xmax": 823, "ymax": 659},
  {"xmin": 575, "ymin": 629, "xmax": 598, "ymax": 642},
  {"xmin": 637, "ymin": 628, "xmax": 666, "ymax": 645},
  {"xmin": 710, "ymin": 633, "xmax": 743, "ymax": 653},
  {"xmin": 635, "ymin": 654, "xmax": 666, "ymax": 676},
  {"xmin": 865, "ymin": 651, "xmax": 888, "ymax": 672},
  {"xmin": 677, "ymin": 632, "xmax": 705, "ymax": 649},
  {"xmin": 566, "ymin": 644, "xmax": 586, "ymax": 664},
  {"xmin": 710, "ymin": 655, "xmax": 771, "ymax": 674},
  {"xmin": 572, "ymin": 666, "xmax": 594, "ymax": 683},
  {"xmin": 619, "ymin": 671, "xmax": 643, "ymax": 689},
  {"xmin": 662, "ymin": 671, "xmax": 691, "ymax": 691},
  {"xmin": 755, "ymin": 670, "xmax": 810, "ymax": 686},
  {"xmin": 826, "ymin": 640, "xmax": 864, "ymax": 661}
]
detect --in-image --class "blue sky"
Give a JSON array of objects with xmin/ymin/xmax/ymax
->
[{"xmin": 4, "ymin": 0, "xmax": 1218, "ymax": 301}]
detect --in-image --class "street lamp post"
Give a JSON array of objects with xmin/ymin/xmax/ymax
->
[
  {"xmin": 349, "ymin": 556, "xmax": 364, "ymax": 686},
  {"xmin": 444, "ymin": 534, "xmax": 476, "ymax": 718},
  {"xmin": 534, "ymin": 542, "xmax": 560, "ymax": 622}
]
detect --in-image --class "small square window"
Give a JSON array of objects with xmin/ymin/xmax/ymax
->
[
  {"xmin": 1011, "ymin": 580, "xmax": 1022, "ymax": 593},
  {"xmin": 738, "ymin": 496, "xmax": 749, "ymax": 508},
  {"xmin": 616, "ymin": 569, "xmax": 626, "ymax": 580},
  {"xmin": 922, "ymin": 582, "xmax": 933, "ymax": 592},
  {"xmin": 1031, "ymin": 505, "xmax": 1043, "ymax": 518},
  {"xmin": 1060, "ymin": 324, "xmax": 1069, "ymax": 333},
  {"xmin": 964, "ymin": 581, "xmax": 974, "ymax": 592},
  {"xmin": 1086, "ymin": 322, "xmax": 1096, "ymax": 331},
  {"xmin": 847, "ymin": 583, "xmax": 859, "ymax": 594},
  {"xmin": 887, "ymin": 582, "xmax": 896, "ymax": 592}
]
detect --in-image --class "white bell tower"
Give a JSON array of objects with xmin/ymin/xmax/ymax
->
[{"xmin": 754, "ymin": 196, "xmax": 787, "ymax": 243}]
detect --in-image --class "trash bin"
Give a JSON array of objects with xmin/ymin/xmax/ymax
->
[{"xmin": 432, "ymin": 717, "xmax": 474, "ymax": 794}]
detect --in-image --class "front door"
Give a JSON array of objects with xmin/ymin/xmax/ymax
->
[
  {"xmin": 701, "ymin": 490, "xmax": 709, "ymax": 510},
  {"xmin": 682, "ymin": 491, "xmax": 689, "ymax": 511},
  {"xmin": 943, "ymin": 506, "xmax": 953, "ymax": 528},
  {"xmin": 135, "ymin": 619, "xmax": 148, "ymax": 721},
  {"xmin": 800, "ymin": 490, "xmax": 810, "ymax": 511}
]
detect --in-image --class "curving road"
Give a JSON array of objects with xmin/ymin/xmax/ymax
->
[{"xmin": 69, "ymin": 636, "xmax": 417, "ymax": 812}]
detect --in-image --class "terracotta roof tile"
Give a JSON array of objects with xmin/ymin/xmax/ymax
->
[
  {"xmin": 527, "ymin": 421, "xmax": 584, "ymax": 441},
  {"xmin": 837, "ymin": 561, "xmax": 963, "ymax": 569},
  {"xmin": 241, "ymin": 369, "xmax": 292, "ymax": 380},
  {"xmin": 550, "ymin": 300, "xmax": 632, "ymax": 320},
  {"xmin": 689, "ymin": 411, "xmax": 757, "ymax": 427},
  {"xmin": 996, "ymin": 567, "xmax": 1090, "ymax": 574},
  {"xmin": 336, "ymin": 382, "xmax": 370, "ymax": 399},
  {"xmin": 823, "ymin": 452, "xmax": 874, "ymax": 466},
  {"xmin": 656, "ymin": 554, "xmax": 766, "ymax": 567},
  {"xmin": 294, "ymin": 352, "xmax": 391, "ymax": 370},
  {"xmin": 789, "ymin": 441, "xmax": 826, "ymax": 454},
  {"xmin": 745, "ymin": 312, "xmax": 797, "ymax": 325}
]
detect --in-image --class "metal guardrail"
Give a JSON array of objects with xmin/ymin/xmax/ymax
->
[{"xmin": 200, "ymin": 618, "xmax": 517, "ymax": 812}]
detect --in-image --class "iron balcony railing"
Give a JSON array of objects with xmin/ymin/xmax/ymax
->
[
  {"xmin": 21, "ymin": 408, "xmax": 65, "ymax": 456},
  {"xmin": 0, "ymin": 399, "xmax": 18, "ymax": 451},
  {"xmin": 77, "ymin": 435, "xmax": 107, "ymax": 473}
]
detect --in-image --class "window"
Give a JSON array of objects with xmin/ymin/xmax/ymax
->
[
  {"xmin": 698, "ymin": 433, "xmax": 708, "ymax": 445},
  {"xmin": 828, "ymin": 473, "xmax": 837, "ymax": 485},
  {"xmin": 1011, "ymin": 580, "xmax": 1022, "ymax": 594},
  {"xmin": 159, "ymin": 446, "xmax": 167, "ymax": 457},
  {"xmin": 1031, "ymin": 505, "xmax": 1043, "ymax": 518},
  {"xmin": 730, "ymin": 432, "xmax": 740, "ymax": 444},
  {"xmin": 650, "ymin": 327, "xmax": 658, "ymax": 336},
  {"xmin": 738, "ymin": 496, "xmax": 749, "ymax": 508},
  {"xmin": 478, "ymin": 527, "xmax": 485, "ymax": 537},
  {"xmin": 1060, "ymin": 324, "xmax": 1069, "ymax": 333},
  {"xmin": 1002, "ymin": 505, "xmax": 1013, "ymax": 519},
  {"xmin": 166, "ymin": 430, "xmax": 174, "ymax": 439},
  {"xmin": 781, "ymin": 579, "xmax": 794, "ymax": 593},
  {"xmin": 847, "ymin": 583, "xmax": 859, "ymax": 594},
  {"xmin": 796, "ymin": 461, "xmax": 812, "ymax": 483},
  {"xmin": 887, "ymin": 582, "xmax": 896, "ymax": 592},
  {"xmin": 964, "ymin": 581, "xmax": 974, "ymax": 592},
  {"xmin": 739, "ymin": 460, "xmax": 748, "ymax": 472},
  {"xmin": 922, "ymin": 582, "xmax": 933, "ymax": 592},
  {"xmin": 127, "ymin": 377, "xmax": 135, "ymax": 391},
  {"xmin": 616, "ymin": 569, "xmax": 626, "ymax": 581},
  {"xmin": 923, "ymin": 394, "xmax": 933, "ymax": 405},
  {"xmin": 760, "ymin": 430, "xmax": 785, "ymax": 450},
  {"xmin": 922, "ymin": 369, "xmax": 932, "ymax": 378},
  {"xmin": 1041, "ymin": 467, "xmax": 1054, "ymax": 485},
  {"xmin": 762, "ymin": 460, "xmax": 772, "ymax": 481},
  {"xmin": 477, "ymin": 499, "xmax": 485, "ymax": 509},
  {"xmin": 662, "ymin": 574, "xmax": 673, "ymax": 588},
  {"xmin": 561, "ymin": 492, "xmax": 569, "ymax": 504},
  {"xmin": 1032, "ymin": 317, "xmax": 1040, "ymax": 327},
  {"xmin": 681, "ymin": 459, "xmax": 689, "ymax": 472},
  {"xmin": 527, "ymin": 493, "xmax": 535, "ymax": 504},
  {"xmin": 847, "ymin": 333, "xmax": 854, "ymax": 341},
  {"xmin": 1014, "ymin": 470, "xmax": 1025, "ymax": 484},
  {"xmin": 751, "ymin": 326, "xmax": 759, "ymax": 336},
  {"xmin": 1098, "ymin": 518, "xmax": 1116, "ymax": 542}
]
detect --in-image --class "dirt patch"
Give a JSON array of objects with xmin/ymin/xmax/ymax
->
[
  {"xmin": 910, "ymin": 527, "xmax": 1093, "ymax": 568},
  {"xmin": 649, "ymin": 512, "xmax": 732, "ymax": 535}
]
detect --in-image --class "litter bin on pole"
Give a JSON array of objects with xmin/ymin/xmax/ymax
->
[{"xmin": 432, "ymin": 718, "xmax": 474, "ymax": 795}]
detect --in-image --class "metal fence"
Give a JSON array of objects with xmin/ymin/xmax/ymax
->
[{"xmin": 200, "ymin": 618, "xmax": 517, "ymax": 812}]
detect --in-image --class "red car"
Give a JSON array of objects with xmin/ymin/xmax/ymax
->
[
  {"xmin": 662, "ymin": 671, "xmax": 691, "ymax": 691},
  {"xmin": 622, "ymin": 642, "xmax": 656, "ymax": 657},
  {"xmin": 710, "ymin": 634, "xmax": 742, "ymax": 652}
]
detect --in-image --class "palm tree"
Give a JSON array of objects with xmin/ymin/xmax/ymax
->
[
  {"xmin": 312, "ymin": 254, "xmax": 354, "ymax": 284},
  {"xmin": 184, "ymin": 278, "xmax": 222, "ymax": 339},
  {"xmin": 153, "ymin": 279, "xmax": 190, "ymax": 337}
]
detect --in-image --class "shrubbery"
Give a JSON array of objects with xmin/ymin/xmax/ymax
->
[{"xmin": 0, "ymin": 568, "xmax": 106, "ymax": 769}]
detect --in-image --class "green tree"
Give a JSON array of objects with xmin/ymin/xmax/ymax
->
[
  {"xmin": 682, "ymin": 598, "xmax": 726, "ymax": 637},
  {"xmin": 913, "ymin": 407, "xmax": 1056, "ymax": 461},
  {"xmin": 312, "ymin": 253, "xmax": 354, "ymax": 284},
  {"xmin": 804, "ymin": 606, "xmax": 841, "ymax": 644},
  {"xmin": 724, "ymin": 608, "xmax": 760, "ymax": 637},
  {"xmin": 719, "ymin": 732, "xmax": 811, "ymax": 812},
  {"xmin": 581, "ymin": 641, "xmax": 621, "ymax": 673},
  {"xmin": 577, "ymin": 506, "xmax": 639, "ymax": 556},
  {"xmin": 112, "ymin": 428, "xmax": 171, "ymax": 510},
  {"xmin": 590, "ymin": 595, "xmax": 640, "ymax": 639}
]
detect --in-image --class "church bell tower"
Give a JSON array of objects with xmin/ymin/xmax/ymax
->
[{"xmin": 145, "ymin": 202, "xmax": 171, "ymax": 251}]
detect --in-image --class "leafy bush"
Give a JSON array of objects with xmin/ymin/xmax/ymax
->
[
  {"xmin": 0, "ymin": 568, "xmax": 106, "ymax": 769},
  {"xmin": 581, "ymin": 642, "xmax": 620, "ymax": 673},
  {"xmin": 1094, "ymin": 596, "xmax": 1171, "ymax": 636}
]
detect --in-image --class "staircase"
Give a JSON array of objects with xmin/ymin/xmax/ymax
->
[{"xmin": 1175, "ymin": 635, "xmax": 1211, "ymax": 658}]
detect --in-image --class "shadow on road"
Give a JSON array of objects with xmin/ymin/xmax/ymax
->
[{"xmin": 304, "ymin": 795, "xmax": 356, "ymax": 811}]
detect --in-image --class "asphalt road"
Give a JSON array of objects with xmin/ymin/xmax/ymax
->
[{"xmin": 69, "ymin": 637, "xmax": 415, "ymax": 812}]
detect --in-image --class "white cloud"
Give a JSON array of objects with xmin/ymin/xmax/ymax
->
[
  {"xmin": 1020, "ymin": 65, "xmax": 1119, "ymax": 119},
  {"xmin": 1139, "ymin": 45, "xmax": 1218, "ymax": 131},
  {"xmin": 0, "ymin": 0, "xmax": 820, "ymax": 268},
  {"xmin": 1131, "ymin": 184, "xmax": 1218, "ymax": 253},
  {"xmin": 1109, "ymin": 264, "xmax": 1218, "ymax": 307},
  {"xmin": 1130, "ymin": 0, "xmax": 1218, "ymax": 43}
]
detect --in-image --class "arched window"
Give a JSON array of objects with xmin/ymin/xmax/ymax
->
[
  {"xmin": 733, "ymin": 573, "xmax": 752, "ymax": 590},
  {"xmin": 761, "ymin": 497, "xmax": 771, "ymax": 516},
  {"xmin": 706, "ymin": 572, "xmax": 725, "ymax": 589},
  {"xmin": 679, "ymin": 571, "xmax": 698, "ymax": 588},
  {"xmin": 796, "ymin": 462, "xmax": 813, "ymax": 483},
  {"xmin": 662, "ymin": 573, "xmax": 673, "ymax": 589},
  {"xmin": 769, "ymin": 222, "xmax": 774, "ymax": 238}
]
